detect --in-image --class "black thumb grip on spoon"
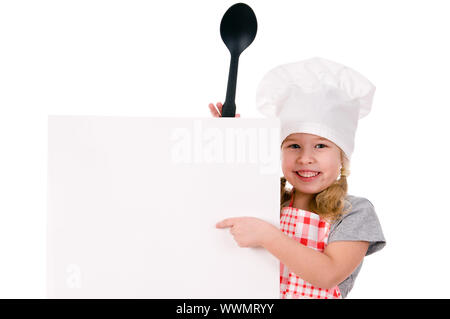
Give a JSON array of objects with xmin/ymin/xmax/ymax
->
[{"xmin": 220, "ymin": 3, "xmax": 257, "ymax": 117}]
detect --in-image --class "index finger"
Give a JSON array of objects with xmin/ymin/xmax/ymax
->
[{"xmin": 215, "ymin": 218, "xmax": 236, "ymax": 229}]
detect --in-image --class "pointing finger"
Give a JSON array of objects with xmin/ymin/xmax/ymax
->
[{"xmin": 216, "ymin": 218, "xmax": 235, "ymax": 229}]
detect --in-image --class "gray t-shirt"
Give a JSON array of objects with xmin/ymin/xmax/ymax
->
[{"xmin": 327, "ymin": 194, "xmax": 386, "ymax": 298}]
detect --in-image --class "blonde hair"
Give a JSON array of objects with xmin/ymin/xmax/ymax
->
[{"xmin": 280, "ymin": 149, "xmax": 352, "ymax": 223}]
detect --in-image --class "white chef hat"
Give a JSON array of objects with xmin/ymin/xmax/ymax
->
[{"xmin": 256, "ymin": 57, "xmax": 375, "ymax": 161}]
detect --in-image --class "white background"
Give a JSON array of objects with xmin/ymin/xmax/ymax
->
[{"xmin": 1, "ymin": 0, "xmax": 449, "ymax": 298}]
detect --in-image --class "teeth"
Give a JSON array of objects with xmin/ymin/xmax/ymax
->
[{"xmin": 297, "ymin": 171, "xmax": 319, "ymax": 177}]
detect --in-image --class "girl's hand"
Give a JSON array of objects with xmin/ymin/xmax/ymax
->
[
  {"xmin": 208, "ymin": 102, "xmax": 241, "ymax": 118},
  {"xmin": 216, "ymin": 217, "xmax": 277, "ymax": 248}
]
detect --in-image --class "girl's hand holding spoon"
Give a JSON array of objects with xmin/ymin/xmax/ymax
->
[{"xmin": 208, "ymin": 102, "xmax": 241, "ymax": 118}]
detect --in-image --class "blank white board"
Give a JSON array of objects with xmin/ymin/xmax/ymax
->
[{"xmin": 47, "ymin": 116, "xmax": 281, "ymax": 298}]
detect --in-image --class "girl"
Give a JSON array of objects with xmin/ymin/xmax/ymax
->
[{"xmin": 210, "ymin": 57, "xmax": 386, "ymax": 299}]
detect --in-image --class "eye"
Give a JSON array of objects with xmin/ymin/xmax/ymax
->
[
  {"xmin": 316, "ymin": 144, "xmax": 327, "ymax": 149},
  {"xmin": 288, "ymin": 144, "xmax": 300, "ymax": 149}
]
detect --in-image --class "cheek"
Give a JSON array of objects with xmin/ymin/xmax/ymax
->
[
  {"xmin": 321, "ymin": 162, "xmax": 341, "ymax": 179},
  {"xmin": 281, "ymin": 154, "xmax": 295, "ymax": 172},
  {"xmin": 318, "ymin": 150, "xmax": 340, "ymax": 167}
]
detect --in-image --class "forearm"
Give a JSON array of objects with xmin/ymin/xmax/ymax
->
[{"xmin": 263, "ymin": 228, "xmax": 335, "ymax": 289}]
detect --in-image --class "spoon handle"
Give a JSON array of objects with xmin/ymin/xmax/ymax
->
[{"xmin": 222, "ymin": 54, "xmax": 239, "ymax": 117}]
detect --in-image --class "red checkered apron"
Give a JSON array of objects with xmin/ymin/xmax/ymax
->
[{"xmin": 280, "ymin": 192, "xmax": 342, "ymax": 299}]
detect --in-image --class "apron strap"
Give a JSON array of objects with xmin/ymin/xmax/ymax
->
[{"xmin": 289, "ymin": 189, "xmax": 295, "ymax": 208}]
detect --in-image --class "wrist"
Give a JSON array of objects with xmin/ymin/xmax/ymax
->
[{"xmin": 261, "ymin": 223, "xmax": 282, "ymax": 248}]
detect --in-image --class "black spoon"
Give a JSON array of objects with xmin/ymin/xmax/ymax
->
[{"xmin": 220, "ymin": 3, "xmax": 257, "ymax": 117}]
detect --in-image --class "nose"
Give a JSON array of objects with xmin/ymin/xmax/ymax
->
[{"xmin": 295, "ymin": 149, "xmax": 315, "ymax": 164}]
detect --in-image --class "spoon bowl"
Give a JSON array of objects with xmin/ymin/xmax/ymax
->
[{"xmin": 220, "ymin": 3, "xmax": 257, "ymax": 56}]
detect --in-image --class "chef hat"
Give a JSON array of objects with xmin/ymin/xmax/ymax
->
[{"xmin": 256, "ymin": 57, "xmax": 375, "ymax": 161}]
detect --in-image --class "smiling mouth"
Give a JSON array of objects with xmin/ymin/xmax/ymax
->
[{"xmin": 295, "ymin": 171, "xmax": 321, "ymax": 178}]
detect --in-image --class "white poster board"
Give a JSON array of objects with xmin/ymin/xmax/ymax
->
[{"xmin": 47, "ymin": 116, "xmax": 281, "ymax": 298}]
